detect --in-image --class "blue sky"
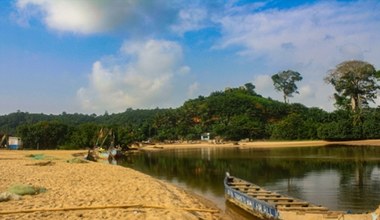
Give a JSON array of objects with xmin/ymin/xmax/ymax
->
[{"xmin": 0, "ymin": 0, "xmax": 379, "ymax": 115}]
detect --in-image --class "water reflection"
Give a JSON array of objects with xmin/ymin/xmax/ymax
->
[{"xmin": 119, "ymin": 146, "xmax": 380, "ymax": 213}]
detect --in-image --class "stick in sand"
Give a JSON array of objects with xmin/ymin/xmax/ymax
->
[{"xmin": 0, "ymin": 204, "xmax": 219, "ymax": 215}]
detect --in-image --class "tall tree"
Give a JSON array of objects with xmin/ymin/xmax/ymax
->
[
  {"xmin": 324, "ymin": 60, "xmax": 379, "ymax": 113},
  {"xmin": 244, "ymin": 83, "xmax": 256, "ymax": 95},
  {"xmin": 271, "ymin": 70, "xmax": 303, "ymax": 103}
]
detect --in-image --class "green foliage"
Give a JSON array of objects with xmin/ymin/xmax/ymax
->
[
  {"xmin": 17, "ymin": 121, "xmax": 69, "ymax": 149},
  {"xmin": 270, "ymin": 105, "xmax": 329, "ymax": 140},
  {"xmin": 317, "ymin": 120, "xmax": 352, "ymax": 141},
  {"xmin": 2, "ymin": 78, "xmax": 380, "ymax": 146},
  {"xmin": 66, "ymin": 123, "xmax": 100, "ymax": 148},
  {"xmin": 325, "ymin": 60, "xmax": 379, "ymax": 112},
  {"xmin": 214, "ymin": 115, "xmax": 265, "ymax": 141},
  {"xmin": 0, "ymin": 111, "xmax": 51, "ymax": 135},
  {"xmin": 271, "ymin": 114, "xmax": 304, "ymax": 140},
  {"xmin": 361, "ymin": 108, "xmax": 380, "ymax": 139},
  {"xmin": 271, "ymin": 70, "xmax": 303, "ymax": 103},
  {"xmin": 315, "ymin": 109, "xmax": 365, "ymax": 141}
]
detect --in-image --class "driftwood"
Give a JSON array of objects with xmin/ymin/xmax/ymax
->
[{"xmin": 0, "ymin": 204, "xmax": 219, "ymax": 215}]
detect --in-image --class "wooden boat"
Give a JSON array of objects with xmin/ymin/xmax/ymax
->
[
  {"xmin": 224, "ymin": 172, "xmax": 380, "ymax": 220},
  {"xmin": 85, "ymin": 147, "xmax": 122, "ymax": 162}
]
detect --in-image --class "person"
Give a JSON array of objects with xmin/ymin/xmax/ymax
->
[{"xmin": 107, "ymin": 145, "xmax": 117, "ymax": 164}]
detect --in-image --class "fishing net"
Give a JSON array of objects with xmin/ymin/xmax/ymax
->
[
  {"xmin": 25, "ymin": 154, "xmax": 46, "ymax": 160},
  {"xmin": 25, "ymin": 154, "xmax": 56, "ymax": 160},
  {"xmin": 7, "ymin": 184, "xmax": 46, "ymax": 196}
]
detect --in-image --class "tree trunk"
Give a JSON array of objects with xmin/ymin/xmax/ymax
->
[{"xmin": 351, "ymin": 96, "xmax": 360, "ymax": 112}]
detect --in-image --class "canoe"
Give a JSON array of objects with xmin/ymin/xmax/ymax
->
[
  {"xmin": 224, "ymin": 172, "xmax": 380, "ymax": 220},
  {"xmin": 84, "ymin": 148, "xmax": 122, "ymax": 162},
  {"xmin": 224, "ymin": 172, "xmax": 327, "ymax": 219}
]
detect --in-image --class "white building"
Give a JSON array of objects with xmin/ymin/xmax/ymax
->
[
  {"xmin": 201, "ymin": 133, "xmax": 210, "ymax": 141},
  {"xmin": 8, "ymin": 136, "xmax": 22, "ymax": 150}
]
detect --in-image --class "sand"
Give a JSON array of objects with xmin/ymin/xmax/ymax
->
[
  {"xmin": 2, "ymin": 140, "xmax": 380, "ymax": 220},
  {"xmin": 143, "ymin": 139, "xmax": 380, "ymax": 150},
  {"xmin": 0, "ymin": 150, "xmax": 220, "ymax": 220}
]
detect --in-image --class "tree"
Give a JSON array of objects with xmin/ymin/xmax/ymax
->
[
  {"xmin": 362, "ymin": 108, "xmax": 380, "ymax": 139},
  {"xmin": 67, "ymin": 123, "xmax": 100, "ymax": 148},
  {"xmin": 271, "ymin": 70, "xmax": 303, "ymax": 103},
  {"xmin": 271, "ymin": 113, "xmax": 305, "ymax": 140},
  {"xmin": 244, "ymin": 83, "xmax": 257, "ymax": 95},
  {"xmin": 324, "ymin": 60, "xmax": 379, "ymax": 113},
  {"xmin": 17, "ymin": 121, "xmax": 69, "ymax": 149}
]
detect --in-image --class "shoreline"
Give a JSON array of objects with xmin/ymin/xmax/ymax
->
[
  {"xmin": 2, "ymin": 140, "xmax": 380, "ymax": 219},
  {"xmin": 142, "ymin": 139, "xmax": 380, "ymax": 150}
]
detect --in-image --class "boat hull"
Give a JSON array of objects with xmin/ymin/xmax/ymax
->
[
  {"xmin": 224, "ymin": 173, "xmax": 380, "ymax": 220},
  {"xmin": 224, "ymin": 175, "xmax": 279, "ymax": 219}
]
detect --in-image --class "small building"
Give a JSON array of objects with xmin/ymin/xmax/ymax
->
[
  {"xmin": 201, "ymin": 133, "xmax": 210, "ymax": 141},
  {"xmin": 8, "ymin": 137, "xmax": 22, "ymax": 150}
]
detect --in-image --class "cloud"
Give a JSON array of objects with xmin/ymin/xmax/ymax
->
[
  {"xmin": 216, "ymin": 1, "xmax": 380, "ymax": 111},
  {"xmin": 15, "ymin": 0, "xmax": 178, "ymax": 34},
  {"xmin": 217, "ymin": 1, "xmax": 380, "ymax": 64},
  {"xmin": 170, "ymin": 6, "xmax": 208, "ymax": 35},
  {"xmin": 12, "ymin": 0, "xmax": 380, "ymax": 113},
  {"xmin": 187, "ymin": 82, "xmax": 200, "ymax": 97},
  {"xmin": 77, "ymin": 39, "xmax": 192, "ymax": 113},
  {"xmin": 252, "ymin": 74, "xmax": 335, "ymax": 111},
  {"xmin": 13, "ymin": 0, "xmax": 230, "ymax": 36},
  {"xmin": 252, "ymin": 75, "xmax": 274, "ymax": 97}
]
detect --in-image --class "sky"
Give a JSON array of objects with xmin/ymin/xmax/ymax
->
[{"xmin": 0, "ymin": 0, "xmax": 379, "ymax": 115}]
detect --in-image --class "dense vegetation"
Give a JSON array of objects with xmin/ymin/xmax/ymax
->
[
  {"xmin": 1, "ymin": 60, "xmax": 380, "ymax": 150},
  {"xmin": 1, "ymin": 83, "xmax": 380, "ymax": 150}
]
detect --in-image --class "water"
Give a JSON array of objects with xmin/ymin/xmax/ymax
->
[{"xmin": 119, "ymin": 146, "xmax": 380, "ymax": 214}]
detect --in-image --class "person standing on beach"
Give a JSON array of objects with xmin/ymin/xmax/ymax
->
[{"xmin": 107, "ymin": 145, "xmax": 117, "ymax": 165}]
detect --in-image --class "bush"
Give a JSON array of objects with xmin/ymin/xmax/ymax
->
[{"xmin": 317, "ymin": 120, "xmax": 353, "ymax": 140}]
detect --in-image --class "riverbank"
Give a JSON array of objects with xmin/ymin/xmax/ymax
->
[
  {"xmin": 142, "ymin": 139, "xmax": 380, "ymax": 150},
  {"xmin": 2, "ymin": 140, "xmax": 380, "ymax": 220},
  {"xmin": 0, "ymin": 150, "xmax": 220, "ymax": 220}
]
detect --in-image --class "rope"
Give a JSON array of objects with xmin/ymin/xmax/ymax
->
[{"xmin": 0, "ymin": 204, "xmax": 219, "ymax": 215}]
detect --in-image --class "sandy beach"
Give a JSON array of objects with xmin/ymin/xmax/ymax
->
[
  {"xmin": 0, "ymin": 150, "xmax": 220, "ymax": 220},
  {"xmin": 1, "ymin": 140, "xmax": 380, "ymax": 220},
  {"xmin": 144, "ymin": 139, "xmax": 380, "ymax": 150}
]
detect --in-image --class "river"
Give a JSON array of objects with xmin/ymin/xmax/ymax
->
[{"xmin": 118, "ymin": 145, "xmax": 380, "ymax": 216}]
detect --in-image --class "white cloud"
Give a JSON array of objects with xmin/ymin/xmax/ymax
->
[
  {"xmin": 77, "ymin": 39, "xmax": 192, "ymax": 113},
  {"xmin": 15, "ymin": 0, "xmax": 177, "ymax": 34},
  {"xmin": 252, "ymin": 74, "xmax": 335, "ymax": 111},
  {"xmin": 217, "ymin": 1, "xmax": 380, "ymax": 111},
  {"xmin": 16, "ymin": 0, "xmax": 125, "ymax": 34},
  {"xmin": 171, "ymin": 7, "xmax": 208, "ymax": 35},
  {"xmin": 297, "ymin": 85, "xmax": 314, "ymax": 100},
  {"xmin": 178, "ymin": 66, "xmax": 191, "ymax": 75},
  {"xmin": 187, "ymin": 82, "xmax": 200, "ymax": 97},
  {"xmin": 293, "ymin": 83, "xmax": 331, "ymax": 110},
  {"xmin": 12, "ymin": 0, "xmax": 380, "ymax": 113},
  {"xmin": 218, "ymin": 1, "xmax": 380, "ymax": 65},
  {"xmin": 252, "ymin": 75, "xmax": 274, "ymax": 97}
]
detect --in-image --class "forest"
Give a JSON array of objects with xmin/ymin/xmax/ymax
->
[{"xmin": 1, "ymin": 60, "xmax": 380, "ymax": 149}]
